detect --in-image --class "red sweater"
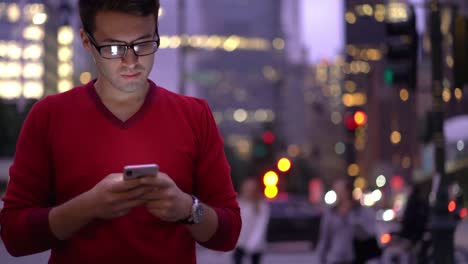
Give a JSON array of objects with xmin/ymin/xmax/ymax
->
[{"xmin": 0, "ymin": 80, "xmax": 241, "ymax": 263}]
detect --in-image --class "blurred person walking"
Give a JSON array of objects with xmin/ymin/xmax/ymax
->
[
  {"xmin": 234, "ymin": 177, "xmax": 271, "ymax": 264},
  {"xmin": 315, "ymin": 178, "xmax": 381, "ymax": 264},
  {"xmin": 383, "ymin": 184, "xmax": 431, "ymax": 263},
  {"xmin": 400, "ymin": 186, "xmax": 429, "ymax": 242}
]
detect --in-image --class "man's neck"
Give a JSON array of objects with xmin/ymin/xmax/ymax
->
[
  {"xmin": 94, "ymin": 79, "xmax": 150, "ymax": 121},
  {"xmin": 94, "ymin": 79, "xmax": 149, "ymax": 105}
]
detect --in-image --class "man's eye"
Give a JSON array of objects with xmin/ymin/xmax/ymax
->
[{"xmin": 110, "ymin": 46, "xmax": 121, "ymax": 55}]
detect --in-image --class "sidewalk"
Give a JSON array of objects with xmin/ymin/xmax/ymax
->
[
  {"xmin": 0, "ymin": 242, "xmax": 317, "ymax": 264},
  {"xmin": 197, "ymin": 249, "xmax": 316, "ymax": 264},
  {"xmin": 196, "ymin": 242, "xmax": 316, "ymax": 264}
]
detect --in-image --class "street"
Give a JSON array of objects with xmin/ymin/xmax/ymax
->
[{"xmin": 1, "ymin": 220, "xmax": 468, "ymax": 263}]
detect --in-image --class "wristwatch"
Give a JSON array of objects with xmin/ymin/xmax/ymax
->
[{"xmin": 178, "ymin": 195, "xmax": 204, "ymax": 225}]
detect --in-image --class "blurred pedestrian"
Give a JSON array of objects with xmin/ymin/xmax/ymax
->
[
  {"xmin": 315, "ymin": 178, "xmax": 380, "ymax": 264},
  {"xmin": 399, "ymin": 185, "xmax": 430, "ymax": 245},
  {"xmin": 234, "ymin": 177, "xmax": 271, "ymax": 264},
  {"xmin": 388, "ymin": 184, "xmax": 431, "ymax": 263},
  {"xmin": 0, "ymin": 1, "xmax": 241, "ymax": 263}
]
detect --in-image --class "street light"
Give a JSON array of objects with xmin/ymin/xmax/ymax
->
[
  {"xmin": 263, "ymin": 170, "xmax": 279, "ymax": 199},
  {"xmin": 277, "ymin": 157, "xmax": 291, "ymax": 172}
]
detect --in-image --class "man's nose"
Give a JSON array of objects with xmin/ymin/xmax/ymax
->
[{"xmin": 122, "ymin": 47, "xmax": 138, "ymax": 66}]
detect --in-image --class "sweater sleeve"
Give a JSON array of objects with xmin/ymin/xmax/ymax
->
[
  {"xmin": 192, "ymin": 100, "xmax": 241, "ymax": 251},
  {"xmin": 0, "ymin": 98, "xmax": 60, "ymax": 257}
]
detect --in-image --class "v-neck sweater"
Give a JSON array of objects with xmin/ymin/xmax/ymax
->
[
  {"xmin": 86, "ymin": 80, "xmax": 155, "ymax": 129},
  {"xmin": 0, "ymin": 80, "xmax": 241, "ymax": 263}
]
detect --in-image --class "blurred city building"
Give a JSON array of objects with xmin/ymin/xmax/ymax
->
[
  {"xmin": 344, "ymin": 0, "xmax": 419, "ymax": 197},
  {"xmin": 0, "ymin": 1, "xmax": 47, "ymax": 101},
  {"xmin": 0, "ymin": 0, "xmax": 94, "ymax": 157},
  {"xmin": 339, "ymin": 0, "xmax": 468, "ymax": 214},
  {"xmin": 0, "ymin": 1, "xmax": 50, "ymax": 156},
  {"xmin": 157, "ymin": 0, "xmax": 325, "ymax": 190}
]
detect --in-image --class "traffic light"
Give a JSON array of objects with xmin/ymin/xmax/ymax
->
[
  {"xmin": 343, "ymin": 109, "xmax": 367, "ymax": 165},
  {"xmin": 251, "ymin": 129, "xmax": 277, "ymax": 185},
  {"xmin": 385, "ymin": 3, "xmax": 418, "ymax": 89},
  {"xmin": 353, "ymin": 110, "xmax": 367, "ymax": 127},
  {"xmin": 263, "ymin": 170, "xmax": 279, "ymax": 199},
  {"xmin": 251, "ymin": 123, "xmax": 283, "ymax": 198},
  {"xmin": 252, "ymin": 130, "xmax": 275, "ymax": 160},
  {"xmin": 344, "ymin": 110, "xmax": 367, "ymax": 132},
  {"xmin": 262, "ymin": 130, "xmax": 275, "ymax": 145},
  {"xmin": 252, "ymin": 138, "xmax": 268, "ymax": 159}
]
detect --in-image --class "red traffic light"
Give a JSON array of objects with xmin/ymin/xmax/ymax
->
[
  {"xmin": 262, "ymin": 130, "xmax": 275, "ymax": 144},
  {"xmin": 460, "ymin": 208, "xmax": 467, "ymax": 219},
  {"xmin": 448, "ymin": 200, "xmax": 457, "ymax": 213},
  {"xmin": 344, "ymin": 110, "xmax": 367, "ymax": 131},
  {"xmin": 354, "ymin": 111, "xmax": 367, "ymax": 126}
]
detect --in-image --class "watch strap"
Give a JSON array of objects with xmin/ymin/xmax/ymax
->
[{"xmin": 177, "ymin": 195, "xmax": 201, "ymax": 225}]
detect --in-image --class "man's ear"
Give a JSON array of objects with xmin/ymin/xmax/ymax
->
[{"xmin": 80, "ymin": 28, "xmax": 91, "ymax": 52}]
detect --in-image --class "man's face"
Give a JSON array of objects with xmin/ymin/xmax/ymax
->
[{"xmin": 81, "ymin": 11, "xmax": 157, "ymax": 93}]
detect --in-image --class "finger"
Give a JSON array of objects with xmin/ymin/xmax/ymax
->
[
  {"xmin": 140, "ymin": 189, "xmax": 165, "ymax": 200},
  {"xmin": 138, "ymin": 174, "xmax": 158, "ymax": 186},
  {"xmin": 111, "ymin": 176, "xmax": 143, "ymax": 193},
  {"xmin": 140, "ymin": 172, "xmax": 172, "ymax": 189},
  {"xmin": 115, "ymin": 186, "xmax": 154, "ymax": 201}
]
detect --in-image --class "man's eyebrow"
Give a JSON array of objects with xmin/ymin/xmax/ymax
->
[{"xmin": 101, "ymin": 34, "xmax": 154, "ymax": 44}]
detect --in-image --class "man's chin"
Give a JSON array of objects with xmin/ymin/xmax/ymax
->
[{"xmin": 116, "ymin": 80, "xmax": 148, "ymax": 93}]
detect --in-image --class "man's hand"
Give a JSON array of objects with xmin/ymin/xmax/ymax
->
[
  {"xmin": 85, "ymin": 173, "xmax": 153, "ymax": 219},
  {"xmin": 140, "ymin": 172, "xmax": 193, "ymax": 222},
  {"xmin": 49, "ymin": 173, "xmax": 154, "ymax": 240}
]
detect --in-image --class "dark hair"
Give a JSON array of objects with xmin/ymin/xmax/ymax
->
[{"xmin": 78, "ymin": 0, "xmax": 160, "ymax": 34}]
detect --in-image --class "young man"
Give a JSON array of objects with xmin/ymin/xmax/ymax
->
[{"xmin": 0, "ymin": 1, "xmax": 241, "ymax": 263}]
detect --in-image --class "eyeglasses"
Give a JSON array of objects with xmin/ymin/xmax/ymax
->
[{"xmin": 86, "ymin": 32, "xmax": 160, "ymax": 59}]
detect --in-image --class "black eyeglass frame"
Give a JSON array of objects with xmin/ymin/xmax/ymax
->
[{"xmin": 86, "ymin": 31, "xmax": 161, "ymax": 59}]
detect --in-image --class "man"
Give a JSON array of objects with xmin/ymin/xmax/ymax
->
[
  {"xmin": 0, "ymin": 1, "xmax": 241, "ymax": 263},
  {"xmin": 315, "ymin": 178, "xmax": 379, "ymax": 264}
]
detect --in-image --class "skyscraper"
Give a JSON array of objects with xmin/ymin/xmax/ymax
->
[
  {"xmin": 344, "ymin": 0, "xmax": 419, "ymax": 188},
  {"xmin": 189, "ymin": 0, "xmax": 285, "ymax": 134}
]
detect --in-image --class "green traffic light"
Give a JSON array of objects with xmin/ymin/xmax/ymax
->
[
  {"xmin": 254, "ymin": 144, "xmax": 267, "ymax": 158},
  {"xmin": 384, "ymin": 68, "xmax": 394, "ymax": 85}
]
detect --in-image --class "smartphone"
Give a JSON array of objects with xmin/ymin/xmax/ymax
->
[{"xmin": 123, "ymin": 164, "xmax": 159, "ymax": 180}]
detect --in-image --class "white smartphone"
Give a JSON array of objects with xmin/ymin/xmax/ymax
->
[{"xmin": 123, "ymin": 164, "xmax": 159, "ymax": 180}]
